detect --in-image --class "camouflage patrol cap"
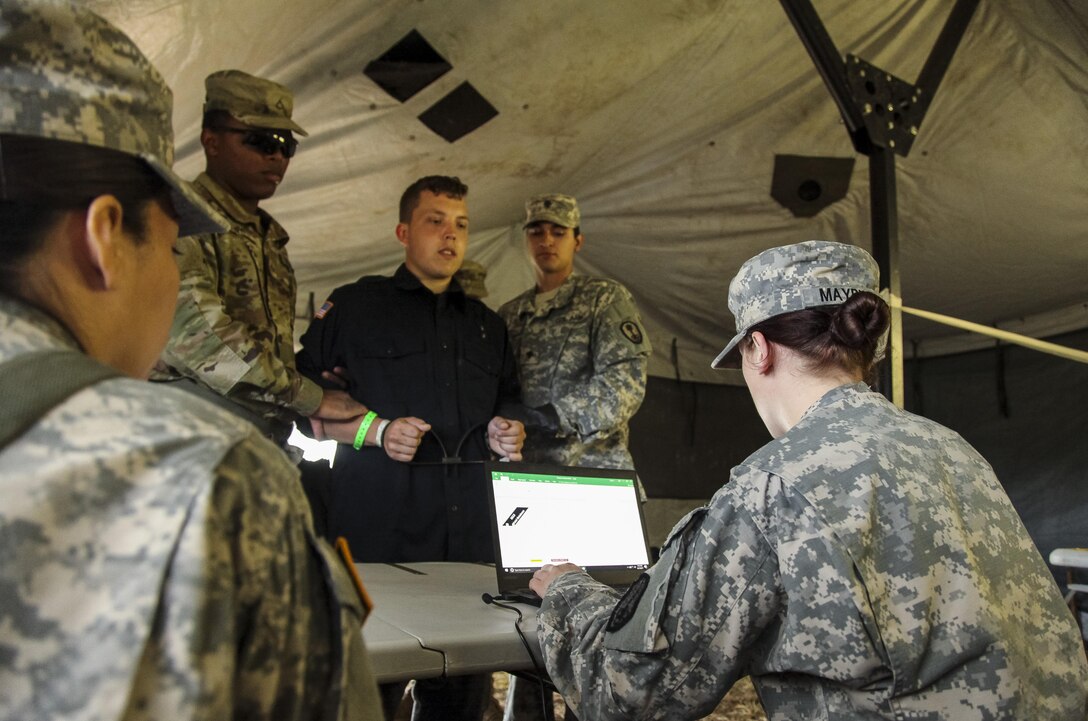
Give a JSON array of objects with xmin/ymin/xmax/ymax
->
[
  {"xmin": 204, "ymin": 69, "xmax": 308, "ymax": 136},
  {"xmin": 455, "ymin": 259, "xmax": 488, "ymax": 299},
  {"xmin": 524, "ymin": 193, "xmax": 580, "ymax": 229},
  {"xmin": 0, "ymin": 0, "xmax": 226, "ymax": 236},
  {"xmin": 712, "ymin": 240, "xmax": 879, "ymax": 368}
]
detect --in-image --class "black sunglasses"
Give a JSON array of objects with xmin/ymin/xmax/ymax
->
[{"xmin": 210, "ymin": 126, "xmax": 299, "ymax": 158}]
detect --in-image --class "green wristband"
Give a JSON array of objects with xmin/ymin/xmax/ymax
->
[{"xmin": 353, "ymin": 411, "xmax": 378, "ymax": 451}]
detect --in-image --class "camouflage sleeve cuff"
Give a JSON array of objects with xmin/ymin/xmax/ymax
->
[
  {"xmin": 292, "ymin": 375, "xmax": 324, "ymax": 417},
  {"xmin": 544, "ymin": 568, "xmax": 614, "ymax": 616},
  {"xmin": 552, "ymin": 403, "xmax": 576, "ymax": 436}
]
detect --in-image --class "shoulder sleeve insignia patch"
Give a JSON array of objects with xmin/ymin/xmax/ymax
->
[
  {"xmin": 606, "ymin": 572, "xmax": 650, "ymax": 632},
  {"xmin": 315, "ymin": 300, "xmax": 334, "ymax": 319},
  {"xmin": 620, "ymin": 320, "xmax": 644, "ymax": 345}
]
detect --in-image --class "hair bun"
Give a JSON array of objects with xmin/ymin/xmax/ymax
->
[{"xmin": 830, "ymin": 291, "xmax": 890, "ymax": 353}]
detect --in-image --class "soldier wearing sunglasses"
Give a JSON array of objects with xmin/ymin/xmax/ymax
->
[{"xmin": 153, "ymin": 70, "xmax": 369, "ymax": 449}]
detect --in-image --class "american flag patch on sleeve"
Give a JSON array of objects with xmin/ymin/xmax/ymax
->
[{"xmin": 315, "ymin": 300, "xmax": 334, "ymax": 319}]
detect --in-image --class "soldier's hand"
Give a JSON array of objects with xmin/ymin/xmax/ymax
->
[
  {"xmin": 488, "ymin": 416, "xmax": 525, "ymax": 461},
  {"xmin": 320, "ymin": 366, "xmax": 350, "ymax": 389},
  {"xmin": 383, "ymin": 417, "xmax": 431, "ymax": 462},
  {"xmin": 313, "ymin": 389, "xmax": 368, "ymax": 420},
  {"xmin": 309, "ymin": 417, "xmax": 328, "ymax": 440},
  {"xmin": 530, "ymin": 563, "xmax": 581, "ymax": 597}
]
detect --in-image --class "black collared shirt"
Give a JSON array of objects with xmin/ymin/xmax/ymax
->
[{"xmin": 297, "ymin": 264, "xmax": 520, "ymax": 562}]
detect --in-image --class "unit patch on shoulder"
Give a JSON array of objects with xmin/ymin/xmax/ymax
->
[
  {"xmin": 315, "ymin": 300, "xmax": 334, "ymax": 319},
  {"xmin": 620, "ymin": 320, "xmax": 644, "ymax": 344},
  {"xmin": 606, "ymin": 572, "xmax": 650, "ymax": 632}
]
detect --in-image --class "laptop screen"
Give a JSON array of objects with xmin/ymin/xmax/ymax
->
[{"xmin": 485, "ymin": 462, "xmax": 652, "ymax": 593}]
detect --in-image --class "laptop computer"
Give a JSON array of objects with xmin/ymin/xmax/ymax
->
[{"xmin": 484, "ymin": 461, "xmax": 652, "ymax": 604}]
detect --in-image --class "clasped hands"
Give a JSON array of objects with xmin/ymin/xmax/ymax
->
[{"xmin": 308, "ymin": 366, "xmax": 525, "ymax": 462}]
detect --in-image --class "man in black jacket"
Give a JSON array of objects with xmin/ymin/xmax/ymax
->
[{"xmin": 296, "ymin": 175, "xmax": 525, "ymax": 720}]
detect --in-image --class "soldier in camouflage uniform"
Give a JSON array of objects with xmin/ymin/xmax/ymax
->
[
  {"xmin": 499, "ymin": 194, "xmax": 651, "ymax": 469},
  {"xmin": 529, "ymin": 241, "xmax": 1088, "ymax": 720},
  {"xmin": 0, "ymin": 2, "xmax": 381, "ymax": 719},
  {"xmin": 151, "ymin": 69, "xmax": 366, "ymax": 445}
]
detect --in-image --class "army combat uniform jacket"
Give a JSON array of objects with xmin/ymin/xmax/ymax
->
[
  {"xmin": 152, "ymin": 173, "xmax": 322, "ymax": 438},
  {"xmin": 0, "ymin": 298, "xmax": 380, "ymax": 721},
  {"xmin": 499, "ymin": 275, "xmax": 651, "ymax": 469},
  {"xmin": 537, "ymin": 383, "xmax": 1088, "ymax": 720}
]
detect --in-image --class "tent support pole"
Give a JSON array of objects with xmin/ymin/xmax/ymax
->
[
  {"xmin": 917, "ymin": 0, "xmax": 981, "ymax": 109},
  {"xmin": 870, "ymin": 146, "xmax": 903, "ymax": 406},
  {"xmin": 778, "ymin": 0, "xmax": 978, "ymax": 406},
  {"xmin": 778, "ymin": 0, "xmax": 869, "ymax": 153}
]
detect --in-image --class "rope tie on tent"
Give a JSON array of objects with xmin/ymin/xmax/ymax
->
[{"xmin": 880, "ymin": 290, "xmax": 1088, "ymax": 365}]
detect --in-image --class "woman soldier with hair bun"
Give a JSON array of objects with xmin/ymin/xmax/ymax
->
[{"xmin": 531, "ymin": 241, "xmax": 1088, "ymax": 720}]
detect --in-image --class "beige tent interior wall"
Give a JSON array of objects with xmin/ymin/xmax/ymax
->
[{"xmin": 88, "ymin": 0, "xmax": 1088, "ymax": 375}]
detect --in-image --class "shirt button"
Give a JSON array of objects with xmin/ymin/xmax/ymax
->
[{"xmin": 451, "ymin": 505, "xmax": 459, "ymax": 512}]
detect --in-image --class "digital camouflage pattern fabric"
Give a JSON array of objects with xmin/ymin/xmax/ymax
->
[
  {"xmin": 499, "ymin": 275, "xmax": 650, "ymax": 469},
  {"xmin": 0, "ymin": 0, "xmax": 171, "ymax": 158},
  {"xmin": 0, "ymin": 297, "xmax": 381, "ymax": 720},
  {"xmin": 454, "ymin": 258, "xmax": 489, "ymax": 299},
  {"xmin": 152, "ymin": 172, "xmax": 322, "ymax": 436},
  {"xmin": 537, "ymin": 383, "xmax": 1088, "ymax": 720},
  {"xmin": 713, "ymin": 240, "xmax": 879, "ymax": 368},
  {"xmin": 0, "ymin": 0, "xmax": 223, "ymax": 236},
  {"xmin": 523, "ymin": 193, "xmax": 580, "ymax": 229}
]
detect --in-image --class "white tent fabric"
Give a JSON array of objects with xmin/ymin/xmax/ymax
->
[{"xmin": 87, "ymin": 0, "xmax": 1088, "ymax": 383}]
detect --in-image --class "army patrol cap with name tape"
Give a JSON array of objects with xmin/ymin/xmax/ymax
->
[
  {"xmin": 712, "ymin": 240, "xmax": 879, "ymax": 368},
  {"xmin": 204, "ymin": 69, "xmax": 308, "ymax": 136},
  {"xmin": 524, "ymin": 193, "xmax": 580, "ymax": 229},
  {"xmin": 0, "ymin": 0, "xmax": 227, "ymax": 236}
]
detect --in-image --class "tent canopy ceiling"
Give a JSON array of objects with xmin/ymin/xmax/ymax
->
[{"xmin": 88, "ymin": 0, "xmax": 1088, "ymax": 382}]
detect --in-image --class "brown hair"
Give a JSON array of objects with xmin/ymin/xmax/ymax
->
[
  {"xmin": 398, "ymin": 175, "xmax": 468, "ymax": 223},
  {"xmin": 746, "ymin": 290, "xmax": 890, "ymax": 379},
  {"xmin": 0, "ymin": 134, "xmax": 171, "ymax": 295}
]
